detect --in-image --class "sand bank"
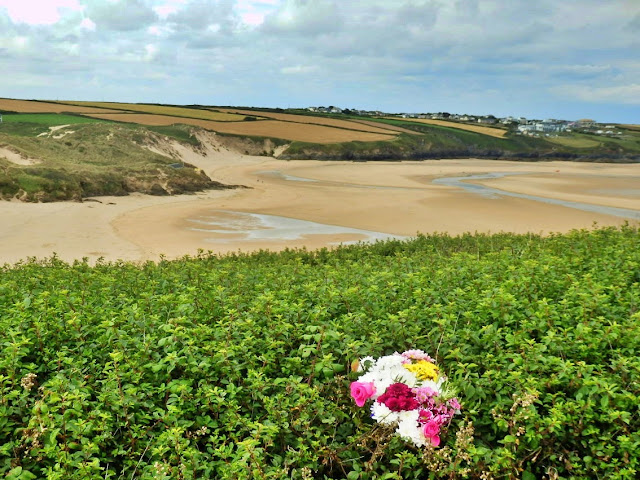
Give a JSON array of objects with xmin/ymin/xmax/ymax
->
[{"xmin": 1, "ymin": 139, "xmax": 639, "ymax": 265}]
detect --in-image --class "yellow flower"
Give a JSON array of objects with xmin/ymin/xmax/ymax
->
[{"xmin": 404, "ymin": 360, "xmax": 439, "ymax": 381}]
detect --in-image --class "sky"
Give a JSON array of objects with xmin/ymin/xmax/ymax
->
[{"xmin": 1, "ymin": 0, "xmax": 639, "ymax": 123}]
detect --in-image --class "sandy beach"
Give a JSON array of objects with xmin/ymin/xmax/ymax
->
[{"xmin": 1, "ymin": 136, "xmax": 639, "ymax": 265}]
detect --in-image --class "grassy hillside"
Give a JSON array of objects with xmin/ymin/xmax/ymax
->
[
  {"xmin": 282, "ymin": 119, "xmax": 640, "ymax": 162},
  {"xmin": 1, "ymin": 102, "xmax": 639, "ymax": 202},
  {"xmin": 3, "ymin": 99, "xmax": 640, "ymax": 165},
  {"xmin": 0, "ymin": 119, "xmax": 230, "ymax": 201},
  {"xmin": 1, "ymin": 226, "xmax": 639, "ymax": 479}
]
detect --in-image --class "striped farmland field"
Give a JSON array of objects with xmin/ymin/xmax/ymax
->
[
  {"xmin": 391, "ymin": 117, "xmax": 509, "ymax": 138},
  {"xmin": 0, "ymin": 98, "xmax": 121, "ymax": 114},
  {"xmin": 55, "ymin": 101, "xmax": 247, "ymax": 122},
  {"xmin": 218, "ymin": 108, "xmax": 414, "ymax": 135},
  {"xmin": 82, "ymin": 113, "xmax": 397, "ymax": 143}
]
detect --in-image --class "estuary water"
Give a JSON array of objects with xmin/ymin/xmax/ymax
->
[
  {"xmin": 188, "ymin": 210, "xmax": 406, "ymax": 244},
  {"xmin": 432, "ymin": 172, "xmax": 640, "ymax": 220}
]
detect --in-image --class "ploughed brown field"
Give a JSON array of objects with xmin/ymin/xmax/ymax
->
[
  {"xmin": 217, "ymin": 108, "xmax": 415, "ymax": 135},
  {"xmin": 0, "ymin": 98, "xmax": 121, "ymax": 114},
  {"xmin": 82, "ymin": 112, "xmax": 397, "ymax": 143},
  {"xmin": 391, "ymin": 117, "xmax": 509, "ymax": 138},
  {"xmin": 55, "ymin": 101, "xmax": 247, "ymax": 122}
]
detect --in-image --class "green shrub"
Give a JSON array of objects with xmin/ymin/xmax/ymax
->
[{"xmin": 1, "ymin": 226, "xmax": 639, "ymax": 478}]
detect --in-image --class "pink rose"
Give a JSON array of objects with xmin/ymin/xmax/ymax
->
[
  {"xmin": 422, "ymin": 420, "xmax": 440, "ymax": 437},
  {"xmin": 423, "ymin": 420, "xmax": 441, "ymax": 447},
  {"xmin": 350, "ymin": 382, "xmax": 376, "ymax": 407}
]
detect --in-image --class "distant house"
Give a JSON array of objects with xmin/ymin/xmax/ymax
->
[{"xmin": 530, "ymin": 121, "xmax": 568, "ymax": 133}]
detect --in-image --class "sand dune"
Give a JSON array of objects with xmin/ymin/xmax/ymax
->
[{"xmin": 1, "ymin": 134, "xmax": 638, "ymax": 265}]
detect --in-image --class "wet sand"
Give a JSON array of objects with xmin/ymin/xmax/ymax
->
[{"xmin": 1, "ymin": 142, "xmax": 639, "ymax": 265}]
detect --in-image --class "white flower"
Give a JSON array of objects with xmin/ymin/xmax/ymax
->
[
  {"xmin": 358, "ymin": 356, "xmax": 376, "ymax": 372},
  {"xmin": 396, "ymin": 410, "xmax": 427, "ymax": 447},
  {"xmin": 358, "ymin": 353, "xmax": 421, "ymax": 399},
  {"xmin": 374, "ymin": 353, "xmax": 405, "ymax": 370},
  {"xmin": 371, "ymin": 402, "xmax": 398, "ymax": 425}
]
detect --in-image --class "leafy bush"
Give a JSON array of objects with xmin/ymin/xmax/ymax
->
[{"xmin": 1, "ymin": 226, "xmax": 639, "ymax": 479}]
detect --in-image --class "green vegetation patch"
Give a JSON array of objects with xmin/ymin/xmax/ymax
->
[
  {"xmin": 1, "ymin": 226, "xmax": 639, "ymax": 479},
  {"xmin": 282, "ymin": 118, "xmax": 640, "ymax": 162},
  {"xmin": 0, "ymin": 114, "xmax": 106, "ymax": 136},
  {"xmin": 547, "ymin": 135, "xmax": 602, "ymax": 148},
  {"xmin": 0, "ymin": 123, "xmax": 230, "ymax": 201},
  {"xmin": 0, "ymin": 113, "xmax": 103, "ymax": 126}
]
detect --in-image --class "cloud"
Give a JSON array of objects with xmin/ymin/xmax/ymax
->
[
  {"xmin": 87, "ymin": 0, "xmax": 158, "ymax": 31},
  {"xmin": 280, "ymin": 64, "xmax": 318, "ymax": 74},
  {"xmin": 80, "ymin": 17, "xmax": 96, "ymax": 30},
  {"xmin": 235, "ymin": 0, "xmax": 281, "ymax": 26},
  {"xmin": 0, "ymin": 0, "xmax": 638, "ymax": 122},
  {"xmin": 166, "ymin": 0, "xmax": 236, "ymax": 31},
  {"xmin": 0, "ymin": 0, "xmax": 83, "ymax": 25},
  {"xmin": 261, "ymin": 0, "xmax": 342, "ymax": 35},
  {"xmin": 553, "ymin": 83, "xmax": 640, "ymax": 105}
]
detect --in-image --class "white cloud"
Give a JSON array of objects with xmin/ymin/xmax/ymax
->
[
  {"xmin": 12, "ymin": 36, "xmax": 29, "ymax": 50},
  {"xmin": 87, "ymin": 0, "xmax": 158, "ymax": 31},
  {"xmin": 0, "ymin": 0, "xmax": 638, "ymax": 122},
  {"xmin": 153, "ymin": 1, "xmax": 186, "ymax": 20},
  {"xmin": 553, "ymin": 84, "xmax": 640, "ymax": 105},
  {"xmin": 0, "ymin": 0, "xmax": 83, "ymax": 25},
  {"xmin": 236, "ymin": 0, "xmax": 282, "ymax": 26},
  {"xmin": 144, "ymin": 44, "xmax": 158, "ymax": 62},
  {"xmin": 280, "ymin": 65, "xmax": 318, "ymax": 75},
  {"xmin": 80, "ymin": 17, "xmax": 96, "ymax": 31}
]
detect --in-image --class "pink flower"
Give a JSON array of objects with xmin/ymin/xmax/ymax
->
[
  {"xmin": 350, "ymin": 382, "xmax": 376, "ymax": 407},
  {"xmin": 423, "ymin": 420, "xmax": 441, "ymax": 447},
  {"xmin": 418, "ymin": 408, "xmax": 433, "ymax": 423},
  {"xmin": 422, "ymin": 420, "xmax": 440, "ymax": 437},
  {"xmin": 448, "ymin": 398, "xmax": 461, "ymax": 411},
  {"xmin": 433, "ymin": 414, "xmax": 449, "ymax": 426},
  {"xmin": 413, "ymin": 387, "xmax": 437, "ymax": 404},
  {"xmin": 401, "ymin": 349, "xmax": 435, "ymax": 362}
]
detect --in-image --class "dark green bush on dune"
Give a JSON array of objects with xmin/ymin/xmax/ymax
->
[{"xmin": 1, "ymin": 226, "xmax": 639, "ymax": 479}]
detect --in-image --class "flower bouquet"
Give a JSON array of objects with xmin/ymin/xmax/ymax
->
[{"xmin": 350, "ymin": 350, "xmax": 461, "ymax": 447}]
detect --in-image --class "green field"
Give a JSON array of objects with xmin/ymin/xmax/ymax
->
[
  {"xmin": 1, "ymin": 113, "xmax": 103, "ymax": 126},
  {"xmin": 1, "ymin": 227, "xmax": 639, "ymax": 479},
  {"xmin": 0, "ymin": 114, "xmax": 106, "ymax": 136},
  {"xmin": 546, "ymin": 135, "xmax": 602, "ymax": 149}
]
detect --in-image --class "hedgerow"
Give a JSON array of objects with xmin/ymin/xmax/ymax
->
[{"xmin": 1, "ymin": 226, "xmax": 639, "ymax": 479}]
